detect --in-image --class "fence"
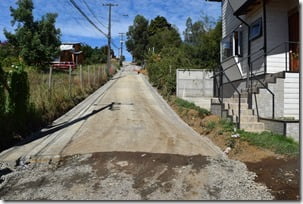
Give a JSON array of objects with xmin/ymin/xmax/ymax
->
[{"xmin": 28, "ymin": 64, "xmax": 116, "ymax": 113}]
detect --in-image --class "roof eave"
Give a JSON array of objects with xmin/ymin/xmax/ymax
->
[{"xmin": 234, "ymin": 0, "xmax": 260, "ymax": 16}]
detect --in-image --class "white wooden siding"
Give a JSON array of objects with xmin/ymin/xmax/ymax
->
[{"xmin": 283, "ymin": 73, "xmax": 299, "ymax": 119}]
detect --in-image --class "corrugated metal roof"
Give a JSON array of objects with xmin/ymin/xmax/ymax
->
[
  {"xmin": 60, "ymin": 44, "xmax": 74, "ymax": 51},
  {"xmin": 61, "ymin": 42, "xmax": 81, "ymax": 45}
]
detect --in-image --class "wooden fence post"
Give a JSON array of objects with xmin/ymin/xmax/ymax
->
[
  {"xmin": 93, "ymin": 65, "xmax": 96, "ymax": 86},
  {"xmin": 80, "ymin": 64, "xmax": 83, "ymax": 90},
  {"xmin": 48, "ymin": 66, "xmax": 53, "ymax": 98},
  {"xmin": 88, "ymin": 65, "xmax": 90, "ymax": 87},
  {"xmin": 97, "ymin": 65, "xmax": 101, "ymax": 84},
  {"xmin": 69, "ymin": 65, "xmax": 72, "ymax": 96}
]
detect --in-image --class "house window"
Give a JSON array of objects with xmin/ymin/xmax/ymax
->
[
  {"xmin": 250, "ymin": 18, "xmax": 262, "ymax": 40},
  {"xmin": 234, "ymin": 31, "xmax": 243, "ymax": 56},
  {"xmin": 221, "ymin": 30, "xmax": 243, "ymax": 61},
  {"xmin": 222, "ymin": 34, "xmax": 233, "ymax": 61}
]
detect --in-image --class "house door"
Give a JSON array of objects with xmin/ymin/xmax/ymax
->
[{"xmin": 288, "ymin": 11, "xmax": 299, "ymax": 72}]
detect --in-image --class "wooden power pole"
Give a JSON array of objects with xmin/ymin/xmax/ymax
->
[{"xmin": 103, "ymin": 3, "xmax": 118, "ymax": 73}]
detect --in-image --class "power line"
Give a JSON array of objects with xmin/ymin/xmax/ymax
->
[
  {"xmin": 69, "ymin": 0, "xmax": 108, "ymax": 38},
  {"xmin": 81, "ymin": 0, "xmax": 108, "ymax": 29},
  {"xmin": 60, "ymin": 1, "xmax": 101, "ymax": 39},
  {"xmin": 111, "ymin": 39, "xmax": 119, "ymax": 49}
]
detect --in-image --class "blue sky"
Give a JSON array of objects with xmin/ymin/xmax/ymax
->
[{"xmin": 0, "ymin": 0, "xmax": 221, "ymax": 61}]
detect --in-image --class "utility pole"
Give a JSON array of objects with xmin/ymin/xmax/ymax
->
[
  {"xmin": 103, "ymin": 3, "xmax": 118, "ymax": 73},
  {"xmin": 119, "ymin": 32, "xmax": 125, "ymax": 61}
]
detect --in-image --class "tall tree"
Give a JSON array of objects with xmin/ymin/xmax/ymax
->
[
  {"xmin": 126, "ymin": 15, "xmax": 149, "ymax": 64},
  {"xmin": 148, "ymin": 16, "xmax": 172, "ymax": 36},
  {"xmin": 4, "ymin": 0, "xmax": 61, "ymax": 66},
  {"xmin": 148, "ymin": 27, "xmax": 181, "ymax": 53},
  {"xmin": 191, "ymin": 21, "xmax": 205, "ymax": 44},
  {"xmin": 148, "ymin": 16, "xmax": 181, "ymax": 53},
  {"xmin": 183, "ymin": 17, "xmax": 193, "ymax": 44}
]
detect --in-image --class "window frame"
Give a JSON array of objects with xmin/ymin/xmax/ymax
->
[
  {"xmin": 221, "ymin": 29, "xmax": 243, "ymax": 62},
  {"xmin": 249, "ymin": 18, "xmax": 262, "ymax": 41}
]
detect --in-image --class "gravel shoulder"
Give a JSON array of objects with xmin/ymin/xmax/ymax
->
[{"xmin": 0, "ymin": 152, "xmax": 273, "ymax": 200}]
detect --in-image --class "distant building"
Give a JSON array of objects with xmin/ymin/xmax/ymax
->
[{"xmin": 59, "ymin": 42, "xmax": 84, "ymax": 65}]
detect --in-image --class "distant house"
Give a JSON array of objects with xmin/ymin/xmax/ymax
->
[
  {"xmin": 59, "ymin": 42, "xmax": 84, "ymax": 65},
  {"xmin": 207, "ymin": 0, "xmax": 300, "ymax": 141}
]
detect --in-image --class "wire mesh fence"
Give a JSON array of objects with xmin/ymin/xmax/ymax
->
[{"xmin": 27, "ymin": 63, "xmax": 114, "ymax": 123}]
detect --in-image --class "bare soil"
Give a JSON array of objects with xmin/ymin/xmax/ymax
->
[{"xmin": 168, "ymin": 99, "xmax": 300, "ymax": 200}]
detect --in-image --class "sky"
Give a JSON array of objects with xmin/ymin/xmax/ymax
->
[{"xmin": 0, "ymin": 0, "xmax": 221, "ymax": 61}]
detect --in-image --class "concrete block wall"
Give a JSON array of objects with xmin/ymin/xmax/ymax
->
[
  {"xmin": 252, "ymin": 77, "xmax": 284, "ymax": 119},
  {"xmin": 260, "ymin": 119, "xmax": 299, "ymax": 142},
  {"xmin": 251, "ymin": 73, "xmax": 299, "ymax": 120},
  {"xmin": 286, "ymin": 123, "xmax": 299, "ymax": 142},
  {"xmin": 176, "ymin": 69, "xmax": 213, "ymax": 98},
  {"xmin": 260, "ymin": 119, "xmax": 284, "ymax": 134}
]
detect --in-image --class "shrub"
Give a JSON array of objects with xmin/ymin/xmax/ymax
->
[{"xmin": 8, "ymin": 63, "xmax": 30, "ymax": 134}]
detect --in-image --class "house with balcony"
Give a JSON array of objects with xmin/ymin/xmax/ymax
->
[{"xmin": 207, "ymin": 0, "xmax": 300, "ymax": 141}]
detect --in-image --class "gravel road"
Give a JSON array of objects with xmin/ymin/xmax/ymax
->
[{"xmin": 0, "ymin": 63, "xmax": 273, "ymax": 200}]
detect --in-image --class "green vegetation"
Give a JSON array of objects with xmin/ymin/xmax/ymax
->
[
  {"xmin": 204, "ymin": 118, "xmax": 299, "ymax": 155},
  {"xmin": 238, "ymin": 130, "xmax": 299, "ymax": 155},
  {"xmin": 82, "ymin": 45, "xmax": 115, "ymax": 65},
  {"xmin": 174, "ymin": 97, "xmax": 210, "ymax": 118},
  {"xmin": 125, "ymin": 15, "xmax": 149, "ymax": 65},
  {"xmin": 126, "ymin": 14, "xmax": 221, "ymax": 96},
  {"xmin": 0, "ymin": 62, "xmax": 118, "ymax": 151},
  {"xmin": 0, "ymin": 0, "xmax": 121, "ymax": 151},
  {"xmin": 4, "ymin": 0, "xmax": 61, "ymax": 67}
]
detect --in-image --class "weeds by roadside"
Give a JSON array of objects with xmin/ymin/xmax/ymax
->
[
  {"xmin": 169, "ymin": 96, "xmax": 299, "ymax": 156},
  {"xmin": 237, "ymin": 130, "xmax": 299, "ymax": 155},
  {"xmin": 0, "ymin": 61, "xmax": 119, "ymax": 151},
  {"xmin": 174, "ymin": 97, "xmax": 210, "ymax": 118}
]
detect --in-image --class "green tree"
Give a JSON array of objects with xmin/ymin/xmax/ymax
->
[
  {"xmin": 147, "ymin": 47, "xmax": 192, "ymax": 96},
  {"xmin": 81, "ymin": 44, "xmax": 114, "ymax": 65},
  {"xmin": 148, "ymin": 16, "xmax": 172, "ymax": 36},
  {"xmin": 126, "ymin": 15, "xmax": 149, "ymax": 64},
  {"xmin": 4, "ymin": 0, "xmax": 61, "ymax": 66},
  {"xmin": 147, "ymin": 16, "xmax": 181, "ymax": 53},
  {"xmin": 148, "ymin": 28, "xmax": 181, "ymax": 53},
  {"xmin": 183, "ymin": 17, "xmax": 193, "ymax": 44},
  {"xmin": 191, "ymin": 21, "xmax": 205, "ymax": 44},
  {"xmin": 0, "ymin": 41, "xmax": 19, "ymax": 68},
  {"xmin": 182, "ymin": 17, "xmax": 222, "ymax": 70}
]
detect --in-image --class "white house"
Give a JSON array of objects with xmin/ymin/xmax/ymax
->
[{"xmin": 208, "ymin": 0, "xmax": 300, "ymax": 141}]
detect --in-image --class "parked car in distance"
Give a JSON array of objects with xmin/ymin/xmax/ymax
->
[{"xmin": 51, "ymin": 61, "xmax": 77, "ymax": 70}]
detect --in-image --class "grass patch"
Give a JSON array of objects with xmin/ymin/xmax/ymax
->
[
  {"xmin": 174, "ymin": 97, "xmax": 210, "ymax": 117},
  {"xmin": 208, "ymin": 118, "xmax": 299, "ymax": 155},
  {"xmin": 237, "ymin": 130, "xmax": 299, "ymax": 155}
]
